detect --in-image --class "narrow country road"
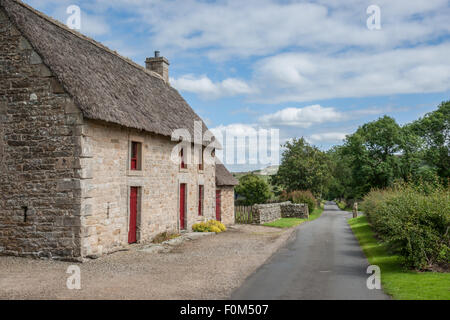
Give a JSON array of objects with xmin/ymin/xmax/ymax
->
[{"xmin": 231, "ymin": 202, "xmax": 390, "ymax": 300}]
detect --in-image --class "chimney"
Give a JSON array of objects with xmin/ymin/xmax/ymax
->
[{"xmin": 145, "ymin": 51, "xmax": 170, "ymax": 83}]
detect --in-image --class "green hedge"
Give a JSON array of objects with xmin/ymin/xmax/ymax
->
[
  {"xmin": 361, "ymin": 182, "xmax": 450, "ymax": 270},
  {"xmin": 281, "ymin": 190, "xmax": 316, "ymax": 213}
]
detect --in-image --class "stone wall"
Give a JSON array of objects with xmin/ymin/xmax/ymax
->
[
  {"xmin": 281, "ymin": 203, "xmax": 309, "ymax": 219},
  {"xmin": 218, "ymin": 186, "xmax": 234, "ymax": 225},
  {"xmin": 251, "ymin": 202, "xmax": 309, "ymax": 224},
  {"xmin": 0, "ymin": 9, "xmax": 83, "ymax": 260},
  {"xmin": 79, "ymin": 119, "xmax": 217, "ymax": 257},
  {"xmin": 252, "ymin": 202, "xmax": 291, "ymax": 224}
]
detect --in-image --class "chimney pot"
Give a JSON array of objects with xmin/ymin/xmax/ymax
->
[{"xmin": 145, "ymin": 51, "xmax": 170, "ymax": 83}]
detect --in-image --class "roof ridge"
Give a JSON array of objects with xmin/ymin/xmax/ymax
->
[{"xmin": 8, "ymin": 0, "xmax": 165, "ymax": 82}]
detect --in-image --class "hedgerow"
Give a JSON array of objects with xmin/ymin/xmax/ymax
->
[
  {"xmin": 281, "ymin": 190, "xmax": 316, "ymax": 213},
  {"xmin": 362, "ymin": 182, "xmax": 450, "ymax": 270}
]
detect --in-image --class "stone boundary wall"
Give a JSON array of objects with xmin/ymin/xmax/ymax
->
[
  {"xmin": 280, "ymin": 203, "xmax": 309, "ymax": 219},
  {"xmin": 251, "ymin": 202, "xmax": 309, "ymax": 224}
]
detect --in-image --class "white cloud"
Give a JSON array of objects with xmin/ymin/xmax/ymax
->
[
  {"xmin": 259, "ymin": 105, "xmax": 345, "ymax": 128},
  {"xmin": 307, "ymin": 132, "xmax": 348, "ymax": 144},
  {"xmin": 82, "ymin": 0, "xmax": 450, "ymax": 60},
  {"xmin": 23, "ymin": 0, "xmax": 450, "ymax": 102},
  {"xmin": 252, "ymin": 43, "xmax": 450, "ymax": 103},
  {"xmin": 80, "ymin": 12, "xmax": 110, "ymax": 36},
  {"xmin": 170, "ymin": 75, "xmax": 254, "ymax": 99}
]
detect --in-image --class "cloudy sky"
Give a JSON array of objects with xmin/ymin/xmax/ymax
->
[{"xmin": 24, "ymin": 0, "xmax": 450, "ymax": 171}]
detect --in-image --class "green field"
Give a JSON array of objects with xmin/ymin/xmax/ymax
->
[{"xmin": 349, "ymin": 215, "xmax": 450, "ymax": 300}]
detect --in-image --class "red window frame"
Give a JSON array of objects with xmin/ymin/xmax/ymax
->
[
  {"xmin": 131, "ymin": 142, "xmax": 139, "ymax": 170},
  {"xmin": 198, "ymin": 185, "xmax": 204, "ymax": 216},
  {"xmin": 198, "ymin": 146, "xmax": 204, "ymax": 171},
  {"xmin": 180, "ymin": 148, "xmax": 187, "ymax": 169}
]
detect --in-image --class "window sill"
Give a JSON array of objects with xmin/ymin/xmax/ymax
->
[
  {"xmin": 127, "ymin": 170, "xmax": 144, "ymax": 177},
  {"xmin": 179, "ymin": 168, "xmax": 189, "ymax": 173}
]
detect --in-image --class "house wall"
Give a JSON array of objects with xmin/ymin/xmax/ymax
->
[
  {"xmin": 0, "ymin": 9, "xmax": 83, "ymax": 260},
  {"xmin": 218, "ymin": 186, "xmax": 235, "ymax": 225},
  {"xmin": 79, "ymin": 120, "xmax": 216, "ymax": 257}
]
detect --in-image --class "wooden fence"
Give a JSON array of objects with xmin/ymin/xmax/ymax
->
[{"xmin": 235, "ymin": 205, "xmax": 254, "ymax": 224}]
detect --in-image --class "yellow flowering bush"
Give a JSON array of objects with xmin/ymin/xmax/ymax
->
[{"xmin": 192, "ymin": 220, "xmax": 226, "ymax": 233}]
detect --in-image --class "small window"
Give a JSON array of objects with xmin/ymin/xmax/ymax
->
[
  {"xmin": 130, "ymin": 141, "xmax": 142, "ymax": 170},
  {"xmin": 180, "ymin": 148, "xmax": 187, "ymax": 169},
  {"xmin": 198, "ymin": 146, "xmax": 204, "ymax": 171},
  {"xmin": 198, "ymin": 185, "xmax": 204, "ymax": 216}
]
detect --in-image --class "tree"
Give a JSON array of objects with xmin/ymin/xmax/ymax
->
[
  {"xmin": 341, "ymin": 116, "xmax": 404, "ymax": 196},
  {"xmin": 235, "ymin": 174, "xmax": 271, "ymax": 205},
  {"xmin": 326, "ymin": 146, "xmax": 354, "ymax": 200},
  {"xmin": 326, "ymin": 102, "xmax": 449, "ymax": 200},
  {"xmin": 272, "ymin": 138, "xmax": 331, "ymax": 197},
  {"xmin": 409, "ymin": 101, "xmax": 450, "ymax": 182}
]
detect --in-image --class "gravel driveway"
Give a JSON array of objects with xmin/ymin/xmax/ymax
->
[{"xmin": 0, "ymin": 225, "xmax": 295, "ymax": 300}]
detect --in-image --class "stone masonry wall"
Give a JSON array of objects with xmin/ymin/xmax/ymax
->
[
  {"xmin": 218, "ymin": 186, "xmax": 234, "ymax": 225},
  {"xmin": 79, "ymin": 120, "xmax": 216, "ymax": 257},
  {"xmin": 251, "ymin": 201, "xmax": 309, "ymax": 224},
  {"xmin": 252, "ymin": 202, "xmax": 291, "ymax": 224},
  {"xmin": 0, "ymin": 9, "xmax": 83, "ymax": 260},
  {"xmin": 281, "ymin": 203, "xmax": 309, "ymax": 219}
]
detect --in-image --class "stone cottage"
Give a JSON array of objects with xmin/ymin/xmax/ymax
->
[{"xmin": 0, "ymin": 0, "xmax": 238, "ymax": 261}]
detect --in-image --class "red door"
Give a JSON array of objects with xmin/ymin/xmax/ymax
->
[
  {"xmin": 216, "ymin": 190, "xmax": 222, "ymax": 221},
  {"xmin": 128, "ymin": 187, "xmax": 138, "ymax": 244},
  {"xmin": 180, "ymin": 184, "xmax": 186, "ymax": 230}
]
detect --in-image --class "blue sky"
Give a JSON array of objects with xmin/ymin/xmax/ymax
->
[{"xmin": 24, "ymin": 0, "xmax": 450, "ymax": 171}]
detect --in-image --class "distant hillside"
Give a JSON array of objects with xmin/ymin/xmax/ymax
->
[{"xmin": 232, "ymin": 165, "xmax": 279, "ymax": 182}]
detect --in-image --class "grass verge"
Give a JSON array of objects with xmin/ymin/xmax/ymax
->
[
  {"xmin": 263, "ymin": 206, "xmax": 324, "ymax": 228},
  {"xmin": 349, "ymin": 215, "xmax": 450, "ymax": 300}
]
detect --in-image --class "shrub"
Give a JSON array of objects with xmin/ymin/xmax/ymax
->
[
  {"xmin": 281, "ymin": 190, "xmax": 316, "ymax": 213},
  {"xmin": 235, "ymin": 174, "xmax": 272, "ymax": 205},
  {"xmin": 361, "ymin": 182, "xmax": 450, "ymax": 270},
  {"xmin": 192, "ymin": 220, "xmax": 227, "ymax": 233},
  {"xmin": 152, "ymin": 231, "xmax": 180, "ymax": 244}
]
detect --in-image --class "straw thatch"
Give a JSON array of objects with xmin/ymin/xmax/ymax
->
[
  {"xmin": 1, "ymin": 0, "xmax": 210, "ymax": 141},
  {"xmin": 215, "ymin": 162, "xmax": 239, "ymax": 186}
]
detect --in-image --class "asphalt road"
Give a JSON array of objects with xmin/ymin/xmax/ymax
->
[{"xmin": 231, "ymin": 202, "xmax": 390, "ymax": 300}]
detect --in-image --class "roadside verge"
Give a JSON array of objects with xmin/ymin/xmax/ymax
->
[{"xmin": 349, "ymin": 215, "xmax": 450, "ymax": 300}]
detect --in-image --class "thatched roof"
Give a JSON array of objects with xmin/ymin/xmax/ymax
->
[
  {"xmin": 216, "ymin": 163, "xmax": 238, "ymax": 186},
  {"xmin": 0, "ymin": 0, "xmax": 211, "ymax": 142}
]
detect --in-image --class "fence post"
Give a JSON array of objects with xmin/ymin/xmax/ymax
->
[{"xmin": 353, "ymin": 202, "xmax": 358, "ymax": 218}]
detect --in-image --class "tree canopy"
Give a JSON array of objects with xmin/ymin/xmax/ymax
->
[
  {"xmin": 272, "ymin": 137, "xmax": 331, "ymax": 198},
  {"xmin": 235, "ymin": 174, "xmax": 271, "ymax": 205}
]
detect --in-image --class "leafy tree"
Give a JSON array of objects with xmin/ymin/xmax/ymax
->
[
  {"xmin": 409, "ymin": 101, "xmax": 450, "ymax": 182},
  {"xmin": 272, "ymin": 137, "xmax": 331, "ymax": 197},
  {"xmin": 235, "ymin": 174, "xmax": 271, "ymax": 205},
  {"xmin": 341, "ymin": 116, "xmax": 403, "ymax": 196},
  {"xmin": 326, "ymin": 146, "xmax": 354, "ymax": 200}
]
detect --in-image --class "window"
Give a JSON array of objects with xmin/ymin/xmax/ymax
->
[
  {"xmin": 198, "ymin": 146, "xmax": 204, "ymax": 171},
  {"xmin": 198, "ymin": 185, "xmax": 204, "ymax": 216},
  {"xmin": 180, "ymin": 148, "xmax": 187, "ymax": 169},
  {"xmin": 130, "ymin": 141, "xmax": 142, "ymax": 170}
]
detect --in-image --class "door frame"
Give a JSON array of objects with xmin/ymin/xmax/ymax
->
[
  {"xmin": 179, "ymin": 183, "xmax": 187, "ymax": 231},
  {"xmin": 215, "ymin": 189, "xmax": 222, "ymax": 221},
  {"xmin": 128, "ymin": 186, "xmax": 141, "ymax": 244}
]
